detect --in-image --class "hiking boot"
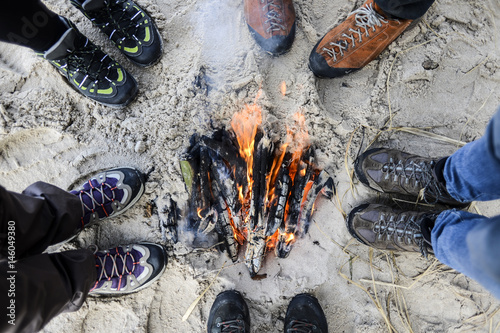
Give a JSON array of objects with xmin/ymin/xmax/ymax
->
[
  {"xmin": 244, "ymin": 0, "xmax": 296, "ymax": 56},
  {"xmin": 71, "ymin": 0, "xmax": 163, "ymax": 67},
  {"xmin": 347, "ymin": 203, "xmax": 435, "ymax": 257},
  {"xmin": 71, "ymin": 167, "xmax": 145, "ymax": 229},
  {"xmin": 354, "ymin": 148, "xmax": 468, "ymax": 206},
  {"xmin": 207, "ymin": 290, "xmax": 250, "ymax": 333},
  {"xmin": 89, "ymin": 242, "xmax": 167, "ymax": 295},
  {"xmin": 284, "ymin": 294, "xmax": 328, "ymax": 333},
  {"xmin": 41, "ymin": 17, "xmax": 138, "ymax": 107},
  {"xmin": 308, "ymin": 0, "xmax": 412, "ymax": 78}
]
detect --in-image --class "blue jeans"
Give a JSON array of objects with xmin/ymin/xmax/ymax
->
[{"xmin": 433, "ymin": 106, "xmax": 500, "ymax": 298}]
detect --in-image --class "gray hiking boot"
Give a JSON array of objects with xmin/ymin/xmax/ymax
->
[
  {"xmin": 89, "ymin": 243, "xmax": 167, "ymax": 295},
  {"xmin": 354, "ymin": 148, "xmax": 468, "ymax": 206},
  {"xmin": 346, "ymin": 203, "xmax": 436, "ymax": 257}
]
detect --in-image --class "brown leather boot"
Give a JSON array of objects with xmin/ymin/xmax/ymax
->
[
  {"xmin": 309, "ymin": 0, "xmax": 412, "ymax": 78},
  {"xmin": 347, "ymin": 203, "xmax": 436, "ymax": 258},
  {"xmin": 244, "ymin": 0, "xmax": 296, "ymax": 56}
]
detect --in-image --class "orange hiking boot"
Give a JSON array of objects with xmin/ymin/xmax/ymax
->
[
  {"xmin": 309, "ymin": 0, "xmax": 412, "ymax": 78},
  {"xmin": 244, "ymin": 0, "xmax": 296, "ymax": 56}
]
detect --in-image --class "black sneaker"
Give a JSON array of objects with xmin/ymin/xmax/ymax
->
[
  {"xmin": 70, "ymin": 167, "xmax": 145, "ymax": 229},
  {"xmin": 71, "ymin": 0, "xmax": 163, "ymax": 67},
  {"xmin": 355, "ymin": 148, "xmax": 468, "ymax": 206},
  {"xmin": 89, "ymin": 242, "xmax": 167, "ymax": 295},
  {"xmin": 42, "ymin": 17, "xmax": 138, "ymax": 107},
  {"xmin": 207, "ymin": 290, "xmax": 250, "ymax": 333},
  {"xmin": 284, "ymin": 294, "xmax": 328, "ymax": 333},
  {"xmin": 346, "ymin": 203, "xmax": 435, "ymax": 258}
]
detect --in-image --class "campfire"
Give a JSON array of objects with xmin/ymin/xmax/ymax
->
[{"xmin": 180, "ymin": 96, "xmax": 334, "ymax": 277}]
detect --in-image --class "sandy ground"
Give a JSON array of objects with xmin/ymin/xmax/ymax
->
[{"xmin": 1, "ymin": 0, "xmax": 500, "ymax": 331}]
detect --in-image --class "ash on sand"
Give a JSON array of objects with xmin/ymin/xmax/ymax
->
[{"xmin": 1, "ymin": 0, "xmax": 500, "ymax": 332}]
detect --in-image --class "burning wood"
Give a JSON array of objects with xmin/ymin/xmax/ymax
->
[{"xmin": 181, "ymin": 104, "xmax": 335, "ymax": 276}]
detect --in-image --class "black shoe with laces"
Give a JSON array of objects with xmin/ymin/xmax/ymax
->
[
  {"xmin": 284, "ymin": 294, "xmax": 328, "ymax": 333},
  {"xmin": 355, "ymin": 148, "xmax": 469, "ymax": 207},
  {"xmin": 71, "ymin": 0, "xmax": 163, "ymax": 67},
  {"xmin": 346, "ymin": 203, "xmax": 436, "ymax": 258},
  {"xmin": 42, "ymin": 17, "xmax": 138, "ymax": 107},
  {"xmin": 207, "ymin": 290, "xmax": 250, "ymax": 333}
]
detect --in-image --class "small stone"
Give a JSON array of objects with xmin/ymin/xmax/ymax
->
[
  {"xmin": 135, "ymin": 140, "xmax": 147, "ymax": 154},
  {"xmin": 422, "ymin": 60, "xmax": 439, "ymax": 70}
]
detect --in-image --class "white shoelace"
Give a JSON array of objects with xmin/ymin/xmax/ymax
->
[
  {"xmin": 261, "ymin": 0, "xmax": 286, "ymax": 33},
  {"xmin": 322, "ymin": 3, "xmax": 389, "ymax": 61}
]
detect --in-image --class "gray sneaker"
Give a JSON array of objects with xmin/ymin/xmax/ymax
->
[
  {"xmin": 89, "ymin": 243, "xmax": 167, "ymax": 295},
  {"xmin": 346, "ymin": 203, "xmax": 435, "ymax": 257},
  {"xmin": 354, "ymin": 148, "xmax": 467, "ymax": 206}
]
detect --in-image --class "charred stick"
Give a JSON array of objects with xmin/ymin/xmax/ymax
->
[
  {"xmin": 298, "ymin": 170, "xmax": 335, "ymax": 237},
  {"xmin": 265, "ymin": 168, "xmax": 291, "ymax": 237},
  {"xmin": 249, "ymin": 136, "xmax": 271, "ymax": 230},
  {"xmin": 244, "ymin": 227, "xmax": 266, "ymax": 276},
  {"xmin": 199, "ymin": 146, "xmax": 212, "ymax": 210},
  {"xmin": 285, "ymin": 160, "xmax": 309, "ymax": 234},
  {"xmin": 208, "ymin": 150, "xmax": 242, "ymax": 220},
  {"xmin": 211, "ymin": 180, "xmax": 239, "ymax": 262}
]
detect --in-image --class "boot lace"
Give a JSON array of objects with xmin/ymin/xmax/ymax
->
[
  {"xmin": 90, "ymin": 0, "xmax": 146, "ymax": 42},
  {"xmin": 373, "ymin": 211, "xmax": 433, "ymax": 258},
  {"xmin": 261, "ymin": 0, "xmax": 286, "ymax": 33},
  {"xmin": 217, "ymin": 319, "xmax": 246, "ymax": 332},
  {"xmin": 65, "ymin": 39, "xmax": 116, "ymax": 89},
  {"xmin": 91, "ymin": 247, "xmax": 139, "ymax": 292},
  {"xmin": 382, "ymin": 157, "xmax": 447, "ymax": 204},
  {"xmin": 74, "ymin": 180, "xmax": 120, "ymax": 224},
  {"xmin": 322, "ymin": 3, "xmax": 389, "ymax": 61},
  {"xmin": 287, "ymin": 320, "xmax": 316, "ymax": 333}
]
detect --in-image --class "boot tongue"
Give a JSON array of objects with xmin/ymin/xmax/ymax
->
[
  {"xmin": 83, "ymin": 0, "xmax": 106, "ymax": 11},
  {"xmin": 44, "ymin": 28, "xmax": 78, "ymax": 60}
]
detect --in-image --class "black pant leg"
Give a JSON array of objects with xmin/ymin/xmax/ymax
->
[
  {"xmin": 375, "ymin": 0, "xmax": 435, "ymax": 19},
  {"xmin": 0, "ymin": 183, "xmax": 82, "ymax": 260},
  {"xmin": 0, "ymin": 249, "xmax": 96, "ymax": 333},
  {"xmin": 0, "ymin": 1, "xmax": 68, "ymax": 52}
]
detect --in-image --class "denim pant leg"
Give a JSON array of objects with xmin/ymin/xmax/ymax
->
[
  {"xmin": 432, "ymin": 210, "xmax": 500, "ymax": 299},
  {"xmin": 444, "ymin": 107, "xmax": 500, "ymax": 202},
  {"xmin": 375, "ymin": 0, "xmax": 435, "ymax": 19}
]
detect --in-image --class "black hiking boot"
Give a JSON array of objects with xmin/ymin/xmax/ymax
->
[
  {"xmin": 207, "ymin": 290, "xmax": 250, "ymax": 333},
  {"xmin": 355, "ymin": 148, "xmax": 469, "ymax": 206},
  {"xmin": 41, "ymin": 17, "xmax": 138, "ymax": 107},
  {"xmin": 347, "ymin": 203, "xmax": 436, "ymax": 258},
  {"xmin": 284, "ymin": 294, "xmax": 328, "ymax": 333},
  {"xmin": 71, "ymin": 0, "xmax": 163, "ymax": 67}
]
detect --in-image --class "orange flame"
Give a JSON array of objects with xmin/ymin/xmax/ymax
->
[{"xmin": 280, "ymin": 81, "xmax": 287, "ymax": 96}]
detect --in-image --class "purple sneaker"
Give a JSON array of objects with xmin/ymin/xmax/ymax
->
[
  {"xmin": 89, "ymin": 243, "xmax": 167, "ymax": 295},
  {"xmin": 71, "ymin": 167, "xmax": 145, "ymax": 229}
]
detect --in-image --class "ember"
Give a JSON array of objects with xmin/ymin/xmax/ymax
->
[{"xmin": 180, "ymin": 100, "xmax": 334, "ymax": 276}]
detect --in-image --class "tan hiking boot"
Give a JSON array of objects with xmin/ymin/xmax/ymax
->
[
  {"xmin": 244, "ymin": 0, "xmax": 296, "ymax": 56},
  {"xmin": 309, "ymin": 0, "xmax": 412, "ymax": 78}
]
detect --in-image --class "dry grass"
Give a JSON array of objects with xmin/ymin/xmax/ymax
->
[{"xmin": 182, "ymin": 261, "xmax": 227, "ymax": 321}]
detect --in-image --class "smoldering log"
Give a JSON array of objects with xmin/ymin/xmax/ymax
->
[
  {"xmin": 211, "ymin": 180, "xmax": 239, "ymax": 262},
  {"xmin": 159, "ymin": 197, "xmax": 180, "ymax": 244},
  {"xmin": 196, "ymin": 206, "xmax": 217, "ymax": 234},
  {"xmin": 297, "ymin": 170, "xmax": 335, "ymax": 237},
  {"xmin": 208, "ymin": 149, "xmax": 242, "ymax": 224},
  {"xmin": 248, "ymin": 134, "xmax": 272, "ymax": 231},
  {"xmin": 245, "ymin": 228, "xmax": 266, "ymax": 277},
  {"xmin": 265, "ymin": 167, "xmax": 291, "ymax": 237},
  {"xmin": 275, "ymin": 232, "xmax": 293, "ymax": 258},
  {"xmin": 200, "ymin": 133, "xmax": 247, "ymax": 189},
  {"xmin": 285, "ymin": 157, "xmax": 312, "ymax": 235},
  {"xmin": 199, "ymin": 146, "xmax": 212, "ymax": 207}
]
